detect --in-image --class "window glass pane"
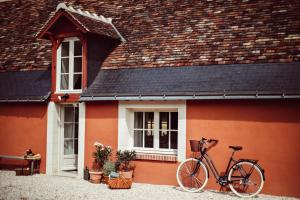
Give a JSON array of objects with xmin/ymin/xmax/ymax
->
[
  {"xmin": 134, "ymin": 130, "xmax": 143, "ymax": 147},
  {"xmin": 61, "ymin": 42, "xmax": 69, "ymax": 57},
  {"xmin": 159, "ymin": 130, "xmax": 169, "ymax": 149},
  {"xmin": 73, "ymin": 74, "xmax": 82, "ymax": 90},
  {"xmin": 74, "ymin": 139, "xmax": 78, "ymax": 154},
  {"xmin": 60, "ymin": 74, "xmax": 69, "ymax": 90},
  {"xmin": 74, "ymin": 57, "xmax": 82, "ymax": 73},
  {"xmin": 61, "ymin": 58, "xmax": 69, "ymax": 73},
  {"xmin": 144, "ymin": 130, "xmax": 154, "ymax": 148},
  {"xmin": 74, "ymin": 40, "xmax": 82, "ymax": 56},
  {"xmin": 64, "ymin": 106, "xmax": 74, "ymax": 122},
  {"xmin": 134, "ymin": 112, "xmax": 143, "ymax": 129},
  {"xmin": 144, "ymin": 112, "xmax": 154, "ymax": 130},
  {"xmin": 64, "ymin": 123, "xmax": 74, "ymax": 139},
  {"xmin": 64, "ymin": 140, "xmax": 73, "ymax": 155},
  {"xmin": 160, "ymin": 112, "xmax": 169, "ymax": 130},
  {"xmin": 171, "ymin": 112, "xmax": 178, "ymax": 130},
  {"xmin": 171, "ymin": 131, "xmax": 178, "ymax": 149}
]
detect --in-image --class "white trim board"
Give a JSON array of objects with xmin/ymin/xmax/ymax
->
[{"xmin": 77, "ymin": 102, "xmax": 86, "ymax": 178}]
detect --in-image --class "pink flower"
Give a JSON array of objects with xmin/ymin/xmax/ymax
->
[{"xmin": 94, "ymin": 142, "xmax": 103, "ymax": 148}]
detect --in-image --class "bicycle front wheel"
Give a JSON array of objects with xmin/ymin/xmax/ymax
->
[
  {"xmin": 228, "ymin": 161, "xmax": 264, "ymax": 198},
  {"xmin": 176, "ymin": 158, "xmax": 208, "ymax": 193}
]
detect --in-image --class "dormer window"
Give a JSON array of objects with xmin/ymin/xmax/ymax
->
[
  {"xmin": 36, "ymin": 3, "xmax": 125, "ymax": 96},
  {"xmin": 56, "ymin": 38, "xmax": 82, "ymax": 92}
]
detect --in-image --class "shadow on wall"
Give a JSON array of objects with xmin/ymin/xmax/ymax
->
[
  {"xmin": 187, "ymin": 99, "xmax": 300, "ymax": 123},
  {"xmin": 0, "ymin": 103, "xmax": 47, "ymax": 118},
  {"xmin": 87, "ymin": 36, "xmax": 121, "ymax": 87}
]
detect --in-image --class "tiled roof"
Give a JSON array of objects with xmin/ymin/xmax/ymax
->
[
  {"xmin": 1, "ymin": 0, "xmax": 300, "ymax": 72},
  {"xmin": 81, "ymin": 62, "xmax": 300, "ymax": 100},
  {"xmin": 0, "ymin": 70, "xmax": 51, "ymax": 102},
  {"xmin": 68, "ymin": 12, "xmax": 120, "ymax": 40}
]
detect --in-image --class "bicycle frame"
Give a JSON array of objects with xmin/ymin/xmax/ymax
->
[{"xmin": 194, "ymin": 146, "xmax": 240, "ymax": 185}]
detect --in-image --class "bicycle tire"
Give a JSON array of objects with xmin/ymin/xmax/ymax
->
[
  {"xmin": 176, "ymin": 158, "xmax": 208, "ymax": 193},
  {"xmin": 228, "ymin": 161, "xmax": 264, "ymax": 198}
]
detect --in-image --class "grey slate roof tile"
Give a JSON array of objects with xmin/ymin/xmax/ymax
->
[
  {"xmin": 0, "ymin": 70, "xmax": 51, "ymax": 102},
  {"xmin": 81, "ymin": 62, "xmax": 300, "ymax": 98}
]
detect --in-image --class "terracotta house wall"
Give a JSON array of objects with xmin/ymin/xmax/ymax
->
[
  {"xmin": 187, "ymin": 100, "xmax": 300, "ymax": 197},
  {"xmin": 84, "ymin": 102, "xmax": 119, "ymax": 169},
  {"xmin": 84, "ymin": 100, "xmax": 300, "ymax": 197},
  {"xmin": 0, "ymin": 103, "xmax": 48, "ymax": 173},
  {"xmin": 84, "ymin": 101, "xmax": 178, "ymax": 185}
]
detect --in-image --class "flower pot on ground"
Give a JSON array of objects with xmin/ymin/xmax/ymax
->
[
  {"xmin": 89, "ymin": 171, "xmax": 103, "ymax": 183},
  {"xmin": 116, "ymin": 150, "xmax": 136, "ymax": 179},
  {"xmin": 89, "ymin": 142, "xmax": 112, "ymax": 184},
  {"xmin": 102, "ymin": 175, "xmax": 109, "ymax": 184},
  {"xmin": 102, "ymin": 161, "xmax": 116, "ymax": 184}
]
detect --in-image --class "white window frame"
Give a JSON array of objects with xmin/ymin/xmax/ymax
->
[
  {"xmin": 56, "ymin": 37, "xmax": 82, "ymax": 93},
  {"xmin": 118, "ymin": 101, "xmax": 186, "ymax": 161},
  {"xmin": 132, "ymin": 111, "xmax": 178, "ymax": 152}
]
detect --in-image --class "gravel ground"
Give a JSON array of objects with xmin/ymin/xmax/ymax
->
[{"xmin": 0, "ymin": 170, "xmax": 296, "ymax": 200}]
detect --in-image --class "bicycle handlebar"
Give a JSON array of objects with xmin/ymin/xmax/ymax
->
[{"xmin": 201, "ymin": 137, "xmax": 218, "ymax": 144}]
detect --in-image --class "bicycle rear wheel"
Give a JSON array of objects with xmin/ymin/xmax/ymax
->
[
  {"xmin": 228, "ymin": 161, "xmax": 264, "ymax": 198},
  {"xmin": 176, "ymin": 158, "xmax": 208, "ymax": 193}
]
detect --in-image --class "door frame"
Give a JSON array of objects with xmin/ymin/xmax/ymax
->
[
  {"xmin": 46, "ymin": 102, "xmax": 86, "ymax": 178},
  {"xmin": 59, "ymin": 104, "xmax": 79, "ymax": 171}
]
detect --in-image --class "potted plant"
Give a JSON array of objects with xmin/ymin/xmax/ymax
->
[
  {"xmin": 116, "ymin": 150, "xmax": 136, "ymax": 179},
  {"xmin": 89, "ymin": 142, "xmax": 112, "ymax": 183},
  {"xmin": 102, "ymin": 161, "xmax": 116, "ymax": 184}
]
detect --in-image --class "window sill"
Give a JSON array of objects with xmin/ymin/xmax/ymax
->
[
  {"xmin": 55, "ymin": 90, "xmax": 82, "ymax": 94},
  {"xmin": 135, "ymin": 152, "xmax": 177, "ymax": 162}
]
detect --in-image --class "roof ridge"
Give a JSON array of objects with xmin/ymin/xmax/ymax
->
[
  {"xmin": 56, "ymin": 2, "xmax": 126, "ymax": 42},
  {"xmin": 56, "ymin": 2, "xmax": 112, "ymax": 24}
]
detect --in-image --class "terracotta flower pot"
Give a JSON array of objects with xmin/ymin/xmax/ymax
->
[
  {"xmin": 120, "ymin": 170, "xmax": 133, "ymax": 179},
  {"xmin": 101, "ymin": 175, "xmax": 109, "ymax": 184},
  {"xmin": 89, "ymin": 171, "xmax": 103, "ymax": 184}
]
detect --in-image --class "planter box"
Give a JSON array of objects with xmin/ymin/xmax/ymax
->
[{"xmin": 108, "ymin": 178, "xmax": 132, "ymax": 189}]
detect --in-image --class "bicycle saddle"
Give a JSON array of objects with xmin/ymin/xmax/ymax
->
[{"xmin": 229, "ymin": 146, "xmax": 243, "ymax": 151}]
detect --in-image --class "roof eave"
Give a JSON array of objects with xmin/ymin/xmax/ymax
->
[
  {"xmin": 79, "ymin": 93, "xmax": 300, "ymax": 101},
  {"xmin": 0, "ymin": 92, "xmax": 51, "ymax": 103}
]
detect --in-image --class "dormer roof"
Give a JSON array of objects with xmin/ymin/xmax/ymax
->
[{"xmin": 36, "ymin": 3, "xmax": 125, "ymax": 41}]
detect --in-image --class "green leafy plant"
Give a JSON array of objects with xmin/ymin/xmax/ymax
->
[
  {"xmin": 116, "ymin": 150, "xmax": 136, "ymax": 171},
  {"xmin": 93, "ymin": 142, "xmax": 112, "ymax": 170},
  {"xmin": 103, "ymin": 161, "xmax": 116, "ymax": 176}
]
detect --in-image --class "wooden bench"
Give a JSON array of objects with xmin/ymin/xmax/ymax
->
[{"xmin": 0, "ymin": 154, "xmax": 41, "ymax": 175}]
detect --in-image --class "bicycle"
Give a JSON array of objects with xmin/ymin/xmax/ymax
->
[{"xmin": 176, "ymin": 137, "xmax": 265, "ymax": 198}]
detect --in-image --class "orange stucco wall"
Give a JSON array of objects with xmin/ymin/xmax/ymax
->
[
  {"xmin": 0, "ymin": 103, "xmax": 47, "ymax": 173},
  {"xmin": 187, "ymin": 100, "xmax": 300, "ymax": 197},
  {"xmin": 84, "ymin": 100, "xmax": 300, "ymax": 197},
  {"xmin": 84, "ymin": 101, "xmax": 179, "ymax": 185},
  {"xmin": 85, "ymin": 102, "xmax": 119, "ymax": 169}
]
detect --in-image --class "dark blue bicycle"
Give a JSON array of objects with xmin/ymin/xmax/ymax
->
[{"xmin": 176, "ymin": 137, "xmax": 265, "ymax": 198}]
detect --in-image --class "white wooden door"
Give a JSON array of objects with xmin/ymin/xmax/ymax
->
[{"xmin": 60, "ymin": 104, "xmax": 79, "ymax": 170}]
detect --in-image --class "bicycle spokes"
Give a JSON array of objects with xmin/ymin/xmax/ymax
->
[
  {"xmin": 228, "ymin": 162, "xmax": 264, "ymax": 197},
  {"xmin": 177, "ymin": 158, "xmax": 208, "ymax": 193}
]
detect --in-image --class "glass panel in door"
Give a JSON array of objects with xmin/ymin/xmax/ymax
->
[{"xmin": 62, "ymin": 104, "xmax": 79, "ymax": 170}]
